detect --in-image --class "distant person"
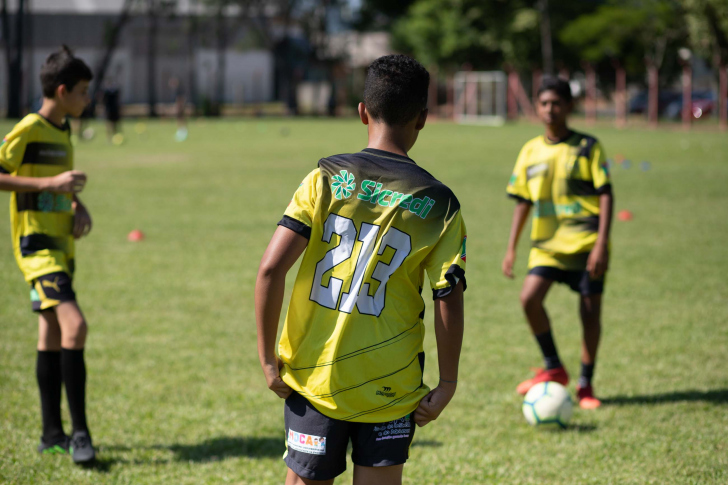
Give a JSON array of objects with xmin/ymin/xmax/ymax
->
[
  {"xmin": 103, "ymin": 79, "xmax": 122, "ymax": 144},
  {"xmin": 255, "ymin": 55, "xmax": 466, "ymax": 484},
  {"xmin": 169, "ymin": 77, "xmax": 187, "ymax": 141},
  {"xmin": 502, "ymin": 77, "xmax": 614, "ymax": 409},
  {"xmin": 0, "ymin": 45, "xmax": 96, "ymax": 462}
]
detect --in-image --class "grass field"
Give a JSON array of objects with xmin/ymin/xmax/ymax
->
[{"xmin": 0, "ymin": 117, "xmax": 726, "ymax": 484}]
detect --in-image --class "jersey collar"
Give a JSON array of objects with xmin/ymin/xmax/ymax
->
[
  {"xmin": 361, "ymin": 148, "xmax": 417, "ymax": 165},
  {"xmin": 543, "ymin": 130, "xmax": 575, "ymax": 145},
  {"xmin": 36, "ymin": 113, "xmax": 71, "ymax": 132}
]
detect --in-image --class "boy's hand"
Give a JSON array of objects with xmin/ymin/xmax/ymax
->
[
  {"xmin": 587, "ymin": 243, "xmax": 609, "ymax": 279},
  {"xmin": 72, "ymin": 202, "xmax": 92, "ymax": 239},
  {"xmin": 262, "ymin": 357, "xmax": 293, "ymax": 399},
  {"xmin": 414, "ymin": 382, "xmax": 457, "ymax": 427},
  {"xmin": 502, "ymin": 249, "xmax": 516, "ymax": 279},
  {"xmin": 46, "ymin": 170, "xmax": 87, "ymax": 193}
]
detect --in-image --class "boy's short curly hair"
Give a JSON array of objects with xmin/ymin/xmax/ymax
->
[
  {"xmin": 537, "ymin": 76, "xmax": 573, "ymax": 103},
  {"xmin": 40, "ymin": 45, "xmax": 93, "ymax": 98},
  {"xmin": 364, "ymin": 55, "xmax": 429, "ymax": 126}
]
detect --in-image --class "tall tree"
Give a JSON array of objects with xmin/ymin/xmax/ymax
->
[{"xmin": 6, "ymin": 0, "xmax": 24, "ymax": 118}]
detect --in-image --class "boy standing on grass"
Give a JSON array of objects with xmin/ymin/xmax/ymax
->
[
  {"xmin": 0, "ymin": 46, "xmax": 96, "ymax": 462},
  {"xmin": 256, "ymin": 55, "xmax": 466, "ymax": 485},
  {"xmin": 502, "ymin": 77, "xmax": 613, "ymax": 409}
]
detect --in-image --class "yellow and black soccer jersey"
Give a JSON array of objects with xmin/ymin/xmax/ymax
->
[
  {"xmin": 507, "ymin": 131, "xmax": 611, "ymax": 270},
  {"xmin": 277, "ymin": 148, "xmax": 467, "ymax": 423},
  {"xmin": 0, "ymin": 114, "xmax": 75, "ymax": 282}
]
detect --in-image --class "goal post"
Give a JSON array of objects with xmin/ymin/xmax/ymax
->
[{"xmin": 454, "ymin": 71, "xmax": 507, "ymax": 126}]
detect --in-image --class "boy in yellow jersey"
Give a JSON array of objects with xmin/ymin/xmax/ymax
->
[
  {"xmin": 256, "ymin": 55, "xmax": 466, "ymax": 484},
  {"xmin": 502, "ymin": 77, "xmax": 613, "ymax": 409},
  {"xmin": 0, "ymin": 46, "xmax": 96, "ymax": 462}
]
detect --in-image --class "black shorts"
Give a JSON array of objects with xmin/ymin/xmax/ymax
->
[
  {"xmin": 283, "ymin": 392, "xmax": 416, "ymax": 481},
  {"xmin": 529, "ymin": 266, "xmax": 605, "ymax": 295},
  {"xmin": 30, "ymin": 272, "xmax": 76, "ymax": 312}
]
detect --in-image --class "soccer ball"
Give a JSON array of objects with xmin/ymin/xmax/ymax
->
[{"xmin": 522, "ymin": 381, "xmax": 573, "ymax": 429}]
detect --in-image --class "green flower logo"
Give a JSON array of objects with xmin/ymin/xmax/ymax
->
[{"xmin": 331, "ymin": 170, "xmax": 356, "ymax": 200}]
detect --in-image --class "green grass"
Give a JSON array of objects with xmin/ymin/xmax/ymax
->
[{"xmin": 1, "ymin": 117, "xmax": 726, "ymax": 484}]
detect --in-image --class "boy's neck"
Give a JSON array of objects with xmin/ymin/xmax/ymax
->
[
  {"xmin": 366, "ymin": 122, "xmax": 414, "ymax": 158},
  {"xmin": 37, "ymin": 99, "xmax": 67, "ymax": 127},
  {"xmin": 544, "ymin": 123, "xmax": 571, "ymax": 143}
]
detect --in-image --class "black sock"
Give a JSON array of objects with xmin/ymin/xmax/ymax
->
[
  {"xmin": 534, "ymin": 330, "xmax": 562, "ymax": 370},
  {"xmin": 578, "ymin": 362, "xmax": 595, "ymax": 388},
  {"xmin": 61, "ymin": 348, "xmax": 88, "ymax": 434},
  {"xmin": 36, "ymin": 350, "xmax": 65, "ymax": 442}
]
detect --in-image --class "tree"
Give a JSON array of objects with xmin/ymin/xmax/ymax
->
[
  {"xmin": 6, "ymin": 0, "xmax": 24, "ymax": 118},
  {"xmin": 560, "ymin": 0, "xmax": 686, "ymax": 83}
]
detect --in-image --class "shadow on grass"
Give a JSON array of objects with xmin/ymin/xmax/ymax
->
[
  {"xmin": 602, "ymin": 389, "xmax": 728, "ymax": 406},
  {"xmin": 167, "ymin": 436, "xmax": 284, "ymax": 462},
  {"xmin": 77, "ymin": 457, "xmax": 117, "ymax": 473},
  {"xmin": 564, "ymin": 423, "xmax": 597, "ymax": 433},
  {"xmin": 411, "ymin": 440, "xmax": 443, "ymax": 448}
]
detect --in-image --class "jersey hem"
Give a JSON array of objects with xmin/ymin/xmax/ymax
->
[{"xmin": 507, "ymin": 193, "xmax": 532, "ymax": 204}]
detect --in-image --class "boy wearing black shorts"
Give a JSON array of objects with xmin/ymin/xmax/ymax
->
[
  {"xmin": 502, "ymin": 77, "xmax": 614, "ymax": 409},
  {"xmin": 256, "ymin": 55, "xmax": 467, "ymax": 484},
  {"xmin": 0, "ymin": 46, "xmax": 96, "ymax": 462}
]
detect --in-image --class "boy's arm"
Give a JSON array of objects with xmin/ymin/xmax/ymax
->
[
  {"xmin": 502, "ymin": 201, "xmax": 532, "ymax": 278},
  {"xmin": 414, "ymin": 281, "xmax": 464, "ymax": 427},
  {"xmin": 587, "ymin": 191, "xmax": 614, "ymax": 279},
  {"xmin": 255, "ymin": 225, "xmax": 309, "ymax": 399},
  {"xmin": 0, "ymin": 170, "xmax": 87, "ymax": 193}
]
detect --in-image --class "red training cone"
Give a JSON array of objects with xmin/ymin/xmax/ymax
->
[
  {"xmin": 127, "ymin": 229, "xmax": 145, "ymax": 241},
  {"xmin": 617, "ymin": 210, "xmax": 633, "ymax": 222}
]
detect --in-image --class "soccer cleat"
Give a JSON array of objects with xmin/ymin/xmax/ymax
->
[
  {"xmin": 516, "ymin": 366, "xmax": 569, "ymax": 395},
  {"xmin": 38, "ymin": 435, "xmax": 70, "ymax": 455},
  {"xmin": 576, "ymin": 385, "xmax": 602, "ymax": 409},
  {"xmin": 70, "ymin": 430, "xmax": 96, "ymax": 464}
]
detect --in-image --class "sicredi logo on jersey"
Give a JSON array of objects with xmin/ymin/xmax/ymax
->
[{"xmin": 329, "ymin": 170, "xmax": 436, "ymax": 219}]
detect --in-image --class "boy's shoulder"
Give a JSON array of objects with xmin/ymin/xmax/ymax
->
[
  {"xmin": 318, "ymin": 150, "xmax": 460, "ymax": 207},
  {"xmin": 5, "ymin": 114, "xmax": 42, "ymax": 139},
  {"xmin": 569, "ymin": 130, "xmax": 602, "ymax": 158}
]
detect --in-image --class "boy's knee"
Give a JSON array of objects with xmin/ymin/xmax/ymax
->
[
  {"xmin": 62, "ymin": 319, "xmax": 88, "ymax": 348},
  {"xmin": 520, "ymin": 291, "xmax": 543, "ymax": 313}
]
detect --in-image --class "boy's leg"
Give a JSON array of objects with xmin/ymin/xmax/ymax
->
[
  {"xmin": 353, "ymin": 464, "xmax": 404, "ymax": 485},
  {"xmin": 516, "ymin": 273, "xmax": 569, "ymax": 394},
  {"xmin": 577, "ymin": 294, "xmax": 602, "ymax": 409},
  {"xmin": 56, "ymin": 301, "xmax": 89, "ymax": 434},
  {"xmin": 37, "ymin": 311, "xmax": 67, "ymax": 450},
  {"xmin": 285, "ymin": 469, "xmax": 334, "ymax": 485}
]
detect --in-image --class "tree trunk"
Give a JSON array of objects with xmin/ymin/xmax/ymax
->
[
  {"xmin": 538, "ymin": 0, "xmax": 553, "ymax": 75},
  {"xmin": 215, "ymin": 4, "xmax": 226, "ymax": 114},
  {"xmin": 186, "ymin": 11, "xmax": 197, "ymax": 115},
  {"xmin": 583, "ymin": 62, "xmax": 597, "ymax": 125},
  {"xmin": 681, "ymin": 61, "xmax": 692, "ymax": 130},
  {"xmin": 719, "ymin": 63, "xmax": 727, "ymax": 131},
  {"xmin": 88, "ymin": 0, "xmax": 134, "ymax": 117},
  {"xmin": 647, "ymin": 62, "xmax": 658, "ymax": 128},
  {"xmin": 147, "ymin": 0, "xmax": 158, "ymax": 117},
  {"xmin": 7, "ymin": 0, "xmax": 24, "ymax": 118},
  {"xmin": 614, "ymin": 61, "xmax": 626, "ymax": 129}
]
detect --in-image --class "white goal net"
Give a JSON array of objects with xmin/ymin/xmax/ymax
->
[{"xmin": 454, "ymin": 71, "xmax": 507, "ymax": 125}]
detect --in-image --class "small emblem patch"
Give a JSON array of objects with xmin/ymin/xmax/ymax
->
[{"xmin": 288, "ymin": 429, "xmax": 326, "ymax": 455}]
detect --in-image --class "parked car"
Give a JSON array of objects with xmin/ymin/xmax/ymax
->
[
  {"xmin": 628, "ymin": 90, "xmax": 680, "ymax": 115},
  {"xmin": 663, "ymin": 91, "xmax": 717, "ymax": 120}
]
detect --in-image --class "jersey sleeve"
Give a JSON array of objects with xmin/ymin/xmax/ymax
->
[
  {"xmin": 424, "ymin": 209, "xmax": 467, "ymax": 300},
  {"xmin": 506, "ymin": 145, "xmax": 532, "ymax": 204},
  {"xmin": 590, "ymin": 141, "xmax": 611, "ymax": 194},
  {"xmin": 277, "ymin": 168, "xmax": 320, "ymax": 239},
  {"xmin": 0, "ymin": 123, "xmax": 32, "ymax": 174}
]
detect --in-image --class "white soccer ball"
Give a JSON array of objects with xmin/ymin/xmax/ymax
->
[{"xmin": 522, "ymin": 381, "xmax": 573, "ymax": 429}]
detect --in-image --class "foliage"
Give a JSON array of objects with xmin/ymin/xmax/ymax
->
[{"xmin": 683, "ymin": 0, "xmax": 728, "ymax": 65}]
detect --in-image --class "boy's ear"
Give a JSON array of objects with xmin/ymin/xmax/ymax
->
[
  {"xmin": 358, "ymin": 102, "xmax": 369, "ymax": 125},
  {"xmin": 415, "ymin": 108, "xmax": 428, "ymax": 130},
  {"xmin": 56, "ymin": 84, "xmax": 68, "ymax": 99}
]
